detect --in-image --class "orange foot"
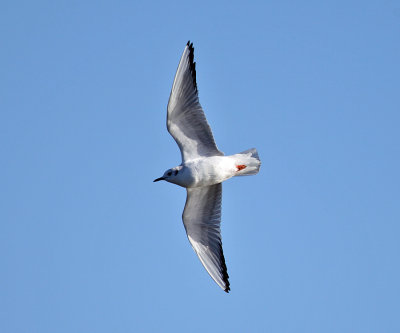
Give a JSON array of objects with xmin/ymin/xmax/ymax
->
[{"xmin": 236, "ymin": 164, "xmax": 247, "ymax": 171}]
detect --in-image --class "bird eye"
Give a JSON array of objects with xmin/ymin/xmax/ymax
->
[{"xmin": 167, "ymin": 171, "xmax": 172, "ymax": 176}]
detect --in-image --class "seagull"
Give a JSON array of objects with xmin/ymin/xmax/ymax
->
[{"xmin": 154, "ymin": 41, "xmax": 261, "ymax": 293}]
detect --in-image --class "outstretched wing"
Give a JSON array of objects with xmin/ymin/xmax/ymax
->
[
  {"xmin": 182, "ymin": 183, "xmax": 230, "ymax": 292},
  {"xmin": 167, "ymin": 42, "xmax": 223, "ymax": 162}
]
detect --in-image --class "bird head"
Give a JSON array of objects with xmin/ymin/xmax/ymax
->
[{"xmin": 153, "ymin": 166, "xmax": 182, "ymax": 184}]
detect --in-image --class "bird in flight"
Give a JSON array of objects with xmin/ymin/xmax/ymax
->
[{"xmin": 154, "ymin": 41, "xmax": 261, "ymax": 293}]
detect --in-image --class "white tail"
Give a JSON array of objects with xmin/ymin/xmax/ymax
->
[{"xmin": 233, "ymin": 148, "xmax": 261, "ymax": 176}]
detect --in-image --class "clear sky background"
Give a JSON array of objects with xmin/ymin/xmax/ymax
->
[{"xmin": 1, "ymin": 1, "xmax": 399, "ymax": 332}]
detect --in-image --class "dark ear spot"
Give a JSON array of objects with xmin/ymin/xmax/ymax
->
[{"xmin": 174, "ymin": 170, "xmax": 178, "ymax": 176}]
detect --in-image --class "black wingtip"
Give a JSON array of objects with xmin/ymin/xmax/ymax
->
[
  {"xmin": 186, "ymin": 41, "xmax": 197, "ymax": 92},
  {"xmin": 219, "ymin": 243, "xmax": 231, "ymax": 293}
]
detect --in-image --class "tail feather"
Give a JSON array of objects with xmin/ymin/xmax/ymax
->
[{"xmin": 234, "ymin": 148, "xmax": 261, "ymax": 176}]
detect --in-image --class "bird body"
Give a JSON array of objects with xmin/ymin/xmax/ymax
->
[
  {"xmin": 154, "ymin": 42, "xmax": 260, "ymax": 292},
  {"xmin": 157, "ymin": 149, "xmax": 260, "ymax": 188}
]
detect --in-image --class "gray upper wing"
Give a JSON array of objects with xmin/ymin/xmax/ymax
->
[
  {"xmin": 167, "ymin": 42, "xmax": 223, "ymax": 162},
  {"xmin": 182, "ymin": 183, "xmax": 230, "ymax": 292}
]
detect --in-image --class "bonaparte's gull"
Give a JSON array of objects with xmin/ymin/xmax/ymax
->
[{"xmin": 154, "ymin": 41, "xmax": 261, "ymax": 293}]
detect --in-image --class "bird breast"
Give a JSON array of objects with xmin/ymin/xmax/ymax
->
[{"xmin": 179, "ymin": 156, "xmax": 236, "ymax": 188}]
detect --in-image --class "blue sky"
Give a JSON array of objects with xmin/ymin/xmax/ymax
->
[{"xmin": 1, "ymin": 0, "xmax": 399, "ymax": 332}]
